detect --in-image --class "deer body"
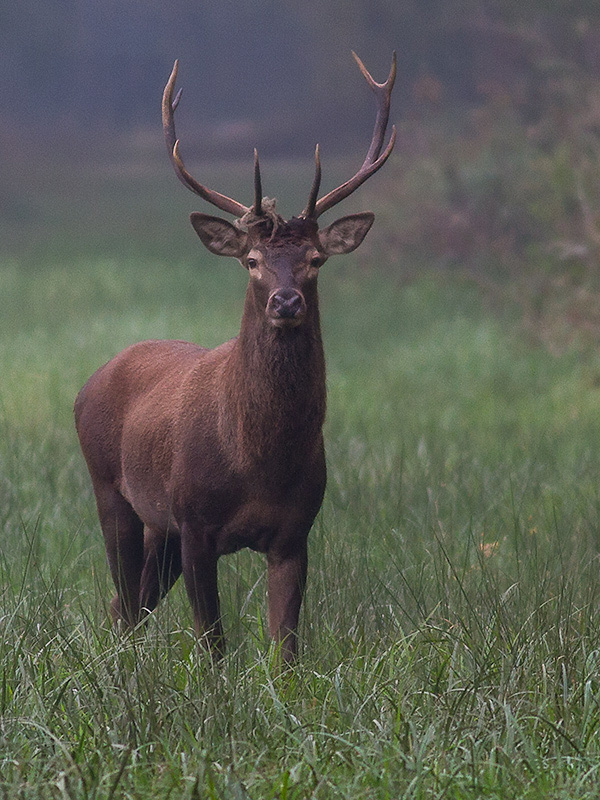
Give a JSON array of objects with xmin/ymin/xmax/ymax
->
[
  {"xmin": 75, "ymin": 53, "xmax": 395, "ymax": 661},
  {"xmin": 80, "ymin": 328, "xmax": 326, "ymax": 544}
]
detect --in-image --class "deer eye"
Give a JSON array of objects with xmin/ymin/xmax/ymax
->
[
  {"xmin": 247, "ymin": 258, "xmax": 258, "ymax": 269},
  {"xmin": 310, "ymin": 256, "xmax": 321, "ymax": 268}
]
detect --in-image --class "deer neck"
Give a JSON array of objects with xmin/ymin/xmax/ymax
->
[{"xmin": 222, "ymin": 289, "xmax": 326, "ymax": 470}]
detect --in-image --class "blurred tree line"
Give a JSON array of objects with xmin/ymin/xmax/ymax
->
[
  {"xmin": 5, "ymin": 1, "xmax": 600, "ymax": 349},
  {"xmin": 2, "ymin": 1, "xmax": 600, "ymax": 147},
  {"xmin": 354, "ymin": 2, "xmax": 600, "ymax": 351}
]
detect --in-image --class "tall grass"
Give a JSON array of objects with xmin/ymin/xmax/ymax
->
[{"xmin": 3, "ymin": 230, "xmax": 600, "ymax": 797}]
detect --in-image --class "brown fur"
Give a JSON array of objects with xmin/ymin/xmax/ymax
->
[
  {"xmin": 76, "ymin": 52, "xmax": 396, "ymax": 661},
  {"xmin": 75, "ymin": 213, "xmax": 374, "ymax": 661}
]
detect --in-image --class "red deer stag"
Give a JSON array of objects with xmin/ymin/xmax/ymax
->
[{"xmin": 74, "ymin": 53, "xmax": 396, "ymax": 662}]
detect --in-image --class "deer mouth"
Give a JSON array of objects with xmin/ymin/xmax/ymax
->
[{"xmin": 269, "ymin": 316, "xmax": 304, "ymax": 329}]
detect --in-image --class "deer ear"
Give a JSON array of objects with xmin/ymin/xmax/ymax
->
[
  {"xmin": 190, "ymin": 213, "xmax": 248, "ymax": 257},
  {"xmin": 318, "ymin": 212, "xmax": 375, "ymax": 255}
]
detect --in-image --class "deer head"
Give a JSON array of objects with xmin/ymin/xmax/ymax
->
[{"xmin": 162, "ymin": 53, "xmax": 396, "ymax": 329}]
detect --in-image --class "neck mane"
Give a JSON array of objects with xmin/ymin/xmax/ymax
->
[{"xmin": 223, "ymin": 291, "xmax": 326, "ymax": 473}]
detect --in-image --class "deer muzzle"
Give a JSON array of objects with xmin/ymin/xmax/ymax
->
[{"xmin": 267, "ymin": 289, "xmax": 307, "ymax": 327}]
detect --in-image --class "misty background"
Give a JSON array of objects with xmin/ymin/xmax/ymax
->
[
  {"xmin": 5, "ymin": 2, "xmax": 600, "ymax": 150},
  {"xmin": 4, "ymin": 1, "xmax": 600, "ymax": 348}
]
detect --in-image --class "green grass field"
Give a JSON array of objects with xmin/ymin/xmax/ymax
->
[{"xmin": 3, "ymin": 162, "xmax": 600, "ymax": 798}]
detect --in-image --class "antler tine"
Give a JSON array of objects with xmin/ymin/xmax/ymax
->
[
  {"xmin": 253, "ymin": 148, "xmax": 263, "ymax": 216},
  {"xmin": 162, "ymin": 60, "xmax": 250, "ymax": 218},
  {"xmin": 303, "ymin": 144, "xmax": 322, "ymax": 219},
  {"xmin": 162, "ymin": 60, "xmax": 180, "ymax": 157},
  {"xmin": 305, "ymin": 52, "xmax": 397, "ymax": 220},
  {"xmin": 353, "ymin": 50, "xmax": 397, "ymax": 166},
  {"xmin": 311, "ymin": 128, "xmax": 396, "ymax": 218}
]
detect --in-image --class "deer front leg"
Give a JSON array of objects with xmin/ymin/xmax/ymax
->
[
  {"xmin": 267, "ymin": 542, "xmax": 308, "ymax": 663},
  {"xmin": 181, "ymin": 524, "xmax": 224, "ymax": 658}
]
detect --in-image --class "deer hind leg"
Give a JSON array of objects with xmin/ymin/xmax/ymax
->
[
  {"xmin": 139, "ymin": 526, "xmax": 182, "ymax": 616},
  {"xmin": 93, "ymin": 483, "xmax": 144, "ymax": 627},
  {"xmin": 181, "ymin": 523, "xmax": 224, "ymax": 657}
]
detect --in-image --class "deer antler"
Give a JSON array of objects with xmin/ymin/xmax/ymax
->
[
  {"xmin": 303, "ymin": 52, "xmax": 397, "ymax": 219},
  {"xmin": 162, "ymin": 60, "xmax": 254, "ymax": 218}
]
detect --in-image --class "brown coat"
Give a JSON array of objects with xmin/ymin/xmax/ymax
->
[{"xmin": 75, "ymin": 52, "xmax": 395, "ymax": 662}]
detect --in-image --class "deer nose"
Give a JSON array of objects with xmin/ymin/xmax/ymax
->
[{"xmin": 268, "ymin": 289, "xmax": 306, "ymax": 320}]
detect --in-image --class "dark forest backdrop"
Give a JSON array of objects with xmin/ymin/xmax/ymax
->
[
  {"xmin": 4, "ymin": 2, "xmax": 600, "ymax": 147},
  {"xmin": 5, "ymin": 1, "xmax": 600, "ymax": 349}
]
